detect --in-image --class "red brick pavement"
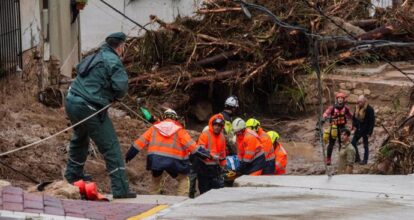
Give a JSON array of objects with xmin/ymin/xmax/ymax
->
[{"xmin": 0, "ymin": 186, "xmax": 156, "ymax": 219}]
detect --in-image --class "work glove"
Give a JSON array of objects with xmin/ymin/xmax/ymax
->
[
  {"xmin": 193, "ymin": 147, "xmax": 212, "ymax": 160},
  {"xmin": 125, "ymin": 145, "xmax": 140, "ymax": 163}
]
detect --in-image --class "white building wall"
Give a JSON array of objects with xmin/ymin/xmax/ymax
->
[
  {"xmin": 371, "ymin": 0, "xmax": 393, "ymax": 8},
  {"xmin": 80, "ymin": 0, "xmax": 202, "ymax": 52},
  {"xmin": 20, "ymin": 0, "xmax": 41, "ymax": 51}
]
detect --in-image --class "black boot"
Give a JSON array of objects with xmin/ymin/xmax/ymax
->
[{"xmin": 113, "ymin": 191, "xmax": 137, "ymax": 199}]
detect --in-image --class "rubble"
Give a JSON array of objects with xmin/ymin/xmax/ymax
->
[{"xmin": 121, "ymin": 0, "xmax": 414, "ymax": 116}]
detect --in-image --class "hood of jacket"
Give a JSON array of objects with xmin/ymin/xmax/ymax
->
[
  {"xmin": 208, "ymin": 114, "xmax": 225, "ymax": 135},
  {"xmin": 154, "ymin": 119, "xmax": 182, "ymax": 137}
]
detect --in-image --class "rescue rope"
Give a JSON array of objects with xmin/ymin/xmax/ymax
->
[{"xmin": 0, "ymin": 103, "xmax": 112, "ymax": 157}]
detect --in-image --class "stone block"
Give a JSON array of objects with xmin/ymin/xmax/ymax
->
[
  {"xmin": 339, "ymin": 83, "xmax": 346, "ymax": 90},
  {"xmin": 353, "ymin": 89, "xmax": 363, "ymax": 95},
  {"xmin": 24, "ymin": 193, "xmax": 43, "ymax": 202},
  {"xmin": 24, "ymin": 200, "xmax": 44, "ymax": 209},
  {"xmin": 347, "ymin": 94, "xmax": 359, "ymax": 103},
  {"xmin": 3, "ymin": 194, "xmax": 23, "ymax": 203},
  {"xmin": 24, "ymin": 208, "xmax": 44, "ymax": 214},
  {"xmin": 338, "ymin": 89, "xmax": 351, "ymax": 96},
  {"xmin": 45, "ymin": 206, "xmax": 65, "ymax": 216},
  {"xmin": 2, "ymin": 186, "xmax": 23, "ymax": 195},
  {"xmin": 3, "ymin": 202, "xmax": 23, "ymax": 212},
  {"xmin": 363, "ymin": 89, "xmax": 371, "ymax": 95}
]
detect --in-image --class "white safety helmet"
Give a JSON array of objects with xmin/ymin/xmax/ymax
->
[
  {"xmin": 225, "ymin": 96, "xmax": 239, "ymax": 108},
  {"xmin": 163, "ymin": 108, "xmax": 178, "ymax": 120},
  {"xmin": 232, "ymin": 117, "xmax": 246, "ymax": 133}
]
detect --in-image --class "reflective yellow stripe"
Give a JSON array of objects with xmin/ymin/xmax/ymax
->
[
  {"xmin": 128, "ymin": 205, "xmax": 169, "ymax": 220},
  {"xmin": 149, "ymin": 129, "xmax": 183, "ymax": 151}
]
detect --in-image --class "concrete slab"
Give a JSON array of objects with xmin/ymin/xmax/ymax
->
[
  {"xmin": 152, "ymin": 187, "xmax": 414, "ymax": 220},
  {"xmin": 235, "ymin": 175, "xmax": 414, "ymax": 196},
  {"xmin": 112, "ymin": 195, "xmax": 187, "ymax": 205}
]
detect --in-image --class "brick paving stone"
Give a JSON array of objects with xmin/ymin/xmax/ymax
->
[
  {"xmin": 65, "ymin": 212, "xmax": 86, "ymax": 218},
  {"xmin": 63, "ymin": 206, "xmax": 86, "ymax": 215},
  {"xmin": 24, "ymin": 200, "xmax": 44, "ymax": 209},
  {"xmin": 2, "ymin": 194, "xmax": 23, "ymax": 203},
  {"xmin": 1, "ymin": 186, "xmax": 23, "ymax": 195},
  {"xmin": 24, "ymin": 193, "xmax": 43, "ymax": 202},
  {"xmin": 84, "ymin": 212, "xmax": 106, "ymax": 220},
  {"xmin": 3, "ymin": 202, "xmax": 23, "ymax": 211},
  {"xmin": 44, "ymin": 200, "xmax": 63, "ymax": 208},
  {"xmin": 24, "ymin": 208, "xmax": 45, "ymax": 214},
  {"xmin": 44, "ymin": 206, "xmax": 65, "ymax": 216}
]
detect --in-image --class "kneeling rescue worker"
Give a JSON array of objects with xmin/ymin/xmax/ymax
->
[
  {"xmin": 246, "ymin": 118, "xmax": 275, "ymax": 175},
  {"xmin": 232, "ymin": 118, "xmax": 265, "ymax": 176},
  {"xmin": 267, "ymin": 131, "xmax": 288, "ymax": 175},
  {"xmin": 195, "ymin": 114, "xmax": 227, "ymax": 194},
  {"xmin": 125, "ymin": 109, "xmax": 211, "ymax": 196}
]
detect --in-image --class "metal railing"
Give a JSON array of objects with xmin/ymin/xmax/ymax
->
[{"xmin": 0, "ymin": 0, "xmax": 22, "ymax": 78}]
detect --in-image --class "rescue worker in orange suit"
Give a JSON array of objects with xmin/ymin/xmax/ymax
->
[
  {"xmin": 232, "ymin": 118, "xmax": 265, "ymax": 176},
  {"xmin": 195, "ymin": 114, "xmax": 227, "ymax": 194},
  {"xmin": 322, "ymin": 92, "xmax": 352, "ymax": 165},
  {"xmin": 267, "ymin": 131, "xmax": 288, "ymax": 175},
  {"xmin": 245, "ymin": 118, "xmax": 275, "ymax": 175},
  {"xmin": 125, "ymin": 109, "xmax": 211, "ymax": 196}
]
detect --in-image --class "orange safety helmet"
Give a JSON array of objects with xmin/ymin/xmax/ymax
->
[{"xmin": 335, "ymin": 92, "xmax": 346, "ymax": 99}]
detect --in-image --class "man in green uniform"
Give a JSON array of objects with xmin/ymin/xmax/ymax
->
[
  {"xmin": 337, "ymin": 128, "xmax": 356, "ymax": 174},
  {"xmin": 65, "ymin": 32, "xmax": 136, "ymax": 198}
]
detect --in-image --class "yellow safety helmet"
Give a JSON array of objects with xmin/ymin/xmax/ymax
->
[
  {"xmin": 267, "ymin": 131, "xmax": 280, "ymax": 144},
  {"xmin": 246, "ymin": 118, "xmax": 260, "ymax": 130}
]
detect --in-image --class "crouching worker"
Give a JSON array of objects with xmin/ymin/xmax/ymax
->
[
  {"xmin": 246, "ymin": 118, "xmax": 275, "ymax": 175},
  {"xmin": 267, "ymin": 131, "xmax": 288, "ymax": 175},
  {"xmin": 195, "ymin": 114, "xmax": 227, "ymax": 194},
  {"xmin": 232, "ymin": 118, "xmax": 265, "ymax": 176},
  {"xmin": 125, "ymin": 109, "xmax": 211, "ymax": 196}
]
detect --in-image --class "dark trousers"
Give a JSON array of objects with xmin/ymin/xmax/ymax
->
[
  {"xmin": 351, "ymin": 132, "xmax": 369, "ymax": 162},
  {"xmin": 327, "ymin": 131, "xmax": 342, "ymax": 159},
  {"xmin": 188, "ymin": 166, "xmax": 197, "ymax": 198},
  {"xmin": 197, "ymin": 174, "xmax": 223, "ymax": 194},
  {"xmin": 326, "ymin": 125, "xmax": 347, "ymax": 159},
  {"xmin": 65, "ymin": 94, "xmax": 129, "ymax": 197}
]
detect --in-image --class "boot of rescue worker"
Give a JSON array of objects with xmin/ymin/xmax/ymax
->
[
  {"xmin": 176, "ymin": 174, "xmax": 189, "ymax": 196},
  {"xmin": 150, "ymin": 174, "xmax": 163, "ymax": 195},
  {"xmin": 188, "ymin": 162, "xmax": 197, "ymax": 198}
]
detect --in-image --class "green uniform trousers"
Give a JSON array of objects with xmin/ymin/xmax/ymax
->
[{"xmin": 64, "ymin": 93, "xmax": 129, "ymax": 196}]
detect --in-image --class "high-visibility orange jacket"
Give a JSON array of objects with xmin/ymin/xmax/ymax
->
[
  {"xmin": 236, "ymin": 129, "xmax": 266, "ymax": 175},
  {"xmin": 257, "ymin": 128, "xmax": 275, "ymax": 175},
  {"xmin": 197, "ymin": 114, "xmax": 227, "ymax": 167},
  {"xmin": 274, "ymin": 142, "xmax": 288, "ymax": 175},
  {"xmin": 133, "ymin": 119, "xmax": 198, "ymax": 174}
]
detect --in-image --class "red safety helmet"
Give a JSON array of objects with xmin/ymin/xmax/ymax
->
[
  {"xmin": 335, "ymin": 92, "xmax": 346, "ymax": 99},
  {"xmin": 85, "ymin": 182, "xmax": 108, "ymax": 201},
  {"xmin": 73, "ymin": 180, "xmax": 108, "ymax": 201}
]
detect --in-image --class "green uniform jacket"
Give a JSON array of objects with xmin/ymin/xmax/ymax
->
[{"xmin": 70, "ymin": 44, "xmax": 128, "ymax": 107}]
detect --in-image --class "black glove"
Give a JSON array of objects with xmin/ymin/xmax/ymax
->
[
  {"xmin": 125, "ymin": 145, "xmax": 140, "ymax": 163},
  {"xmin": 193, "ymin": 147, "xmax": 212, "ymax": 160}
]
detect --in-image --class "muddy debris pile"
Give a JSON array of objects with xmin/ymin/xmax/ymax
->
[
  {"xmin": 121, "ymin": 0, "xmax": 414, "ymax": 116},
  {"xmin": 374, "ymin": 113, "xmax": 414, "ymax": 175}
]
